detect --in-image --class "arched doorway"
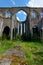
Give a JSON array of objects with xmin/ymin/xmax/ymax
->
[{"xmin": 2, "ymin": 26, "xmax": 10, "ymax": 39}]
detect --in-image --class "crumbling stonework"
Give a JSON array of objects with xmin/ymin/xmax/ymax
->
[{"xmin": 0, "ymin": 7, "xmax": 43, "ymax": 41}]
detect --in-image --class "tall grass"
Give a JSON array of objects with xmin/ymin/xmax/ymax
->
[{"xmin": 0, "ymin": 40, "xmax": 43, "ymax": 65}]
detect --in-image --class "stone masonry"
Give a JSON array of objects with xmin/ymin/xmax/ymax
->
[{"xmin": 0, "ymin": 7, "xmax": 43, "ymax": 42}]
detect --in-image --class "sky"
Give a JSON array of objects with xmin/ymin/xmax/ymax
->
[
  {"xmin": 16, "ymin": 10, "xmax": 27, "ymax": 22},
  {"xmin": 27, "ymin": 0, "xmax": 43, "ymax": 7},
  {"xmin": 0, "ymin": 0, "xmax": 29, "ymax": 7},
  {"xmin": 0, "ymin": 0, "xmax": 43, "ymax": 21},
  {"xmin": 0, "ymin": 0, "xmax": 43, "ymax": 7},
  {"xmin": 0, "ymin": 0, "xmax": 29, "ymax": 21}
]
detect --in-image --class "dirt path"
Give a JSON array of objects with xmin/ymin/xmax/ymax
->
[{"xmin": 0, "ymin": 45, "xmax": 27, "ymax": 65}]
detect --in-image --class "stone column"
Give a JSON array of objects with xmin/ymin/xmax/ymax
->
[
  {"xmin": 10, "ymin": 19, "xmax": 13, "ymax": 40},
  {"xmin": 1, "ymin": 19, "xmax": 3, "ymax": 34},
  {"xmin": 21, "ymin": 23, "xmax": 22, "ymax": 35},
  {"xmin": 41, "ymin": 28, "xmax": 43, "ymax": 43},
  {"xmin": 18, "ymin": 23, "xmax": 19, "ymax": 34},
  {"xmin": 0, "ymin": 18, "xmax": 3, "ymax": 38},
  {"xmin": 24, "ymin": 23, "xmax": 25, "ymax": 33},
  {"xmin": 10, "ymin": 13, "xmax": 17, "ymax": 40},
  {"xmin": 10, "ymin": 15, "xmax": 14, "ymax": 40}
]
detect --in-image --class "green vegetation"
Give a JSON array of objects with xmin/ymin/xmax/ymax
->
[{"xmin": 0, "ymin": 40, "xmax": 43, "ymax": 65}]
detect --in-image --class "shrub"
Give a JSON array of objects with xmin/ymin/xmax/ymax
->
[
  {"xmin": 16, "ymin": 34, "xmax": 22, "ymax": 40},
  {"xmin": 21, "ymin": 33, "xmax": 27, "ymax": 41},
  {"xmin": 2, "ymin": 33, "xmax": 10, "ymax": 40}
]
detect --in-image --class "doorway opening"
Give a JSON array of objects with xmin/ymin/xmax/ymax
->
[{"xmin": 2, "ymin": 26, "xmax": 10, "ymax": 39}]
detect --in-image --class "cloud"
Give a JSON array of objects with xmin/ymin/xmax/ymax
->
[
  {"xmin": 10, "ymin": 0, "xmax": 15, "ymax": 5},
  {"xmin": 16, "ymin": 10, "xmax": 27, "ymax": 21},
  {"xmin": 16, "ymin": 17, "xmax": 20, "ymax": 21},
  {"xmin": 18, "ymin": 11, "xmax": 21, "ymax": 14},
  {"xmin": 27, "ymin": 0, "xmax": 43, "ymax": 7},
  {"xmin": 23, "ymin": 12, "xmax": 27, "ymax": 15},
  {"xmin": 18, "ymin": 10, "xmax": 27, "ymax": 15}
]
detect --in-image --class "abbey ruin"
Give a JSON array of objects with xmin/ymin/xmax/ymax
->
[{"xmin": 0, "ymin": 7, "xmax": 43, "ymax": 41}]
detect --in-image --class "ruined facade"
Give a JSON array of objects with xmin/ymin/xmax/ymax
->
[{"xmin": 0, "ymin": 7, "xmax": 43, "ymax": 41}]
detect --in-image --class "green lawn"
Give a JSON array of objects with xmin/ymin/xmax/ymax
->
[{"xmin": 0, "ymin": 40, "xmax": 43, "ymax": 65}]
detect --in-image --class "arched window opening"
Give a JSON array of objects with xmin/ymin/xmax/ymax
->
[
  {"xmin": 40, "ymin": 10, "xmax": 43, "ymax": 18},
  {"xmin": 31, "ymin": 10, "xmax": 37, "ymax": 18},
  {"xmin": 16, "ymin": 10, "xmax": 27, "ymax": 22},
  {"xmin": 5, "ymin": 11, "xmax": 11, "ymax": 18},
  {"xmin": 16, "ymin": 10, "xmax": 27, "ymax": 35}
]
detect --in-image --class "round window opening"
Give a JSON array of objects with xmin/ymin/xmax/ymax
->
[{"xmin": 16, "ymin": 10, "xmax": 27, "ymax": 22}]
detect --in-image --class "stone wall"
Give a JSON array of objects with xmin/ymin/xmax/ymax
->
[{"xmin": 0, "ymin": 7, "xmax": 43, "ymax": 41}]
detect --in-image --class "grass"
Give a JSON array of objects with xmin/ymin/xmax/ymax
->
[{"xmin": 0, "ymin": 40, "xmax": 43, "ymax": 65}]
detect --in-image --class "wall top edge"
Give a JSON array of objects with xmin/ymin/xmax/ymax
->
[{"xmin": 0, "ymin": 7, "xmax": 43, "ymax": 9}]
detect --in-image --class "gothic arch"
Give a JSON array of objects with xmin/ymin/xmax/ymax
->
[
  {"xmin": 40, "ymin": 10, "xmax": 43, "ymax": 18},
  {"xmin": 31, "ymin": 10, "xmax": 38, "ymax": 18},
  {"xmin": 16, "ymin": 9, "xmax": 27, "ymax": 22},
  {"xmin": 2, "ymin": 26, "xmax": 10, "ymax": 39},
  {"xmin": 5, "ymin": 10, "xmax": 11, "ymax": 18}
]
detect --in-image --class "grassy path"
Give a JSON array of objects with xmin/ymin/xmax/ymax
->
[{"xmin": 0, "ymin": 40, "xmax": 43, "ymax": 65}]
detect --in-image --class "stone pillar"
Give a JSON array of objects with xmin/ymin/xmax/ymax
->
[
  {"xmin": 0, "ymin": 18, "xmax": 3, "ymax": 38},
  {"xmin": 10, "ymin": 15, "xmax": 14, "ymax": 40},
  {"xmin": 21, "ymin": 23, "xmax": 22, "ymax": 35},
  {"xmin": 26, "ymin": 15, "xmax": 30, "ymax": 36},
  {"xmin": 24, "ymin": 23, "xmax": 25, "ymax": 33},
  {"xmin": 41, "ymin": 28, "xmax": 43, "ymax": 43},
  {"xmin": 18, "ymin": 23, "xmax": 19, "ymax": 34},
  {"xmin": 10, "ymin": 20, "xmax": 13, "ymax": 40},
  {"xmin": 1, "ymin": 19, "xmax": 3, "ymax": 35},
  {"xmin": 10, "ymin": 13, "xmax": 17, "ymax": 40}
]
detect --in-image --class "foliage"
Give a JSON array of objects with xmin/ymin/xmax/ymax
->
[
  {"xmin": 16, "ymin": 34, "xmax": 22, "ymax": 40},
  {"xmin": 0, "ymin": 40, "xmax": 43, "ymax": 65},
  {"xmin": 21, "ymin": 33, "xmax": 31, "ymax": 41},
  {"xmin": 2, "ymin": 33, "xmax": 10, "ymax": 40}
]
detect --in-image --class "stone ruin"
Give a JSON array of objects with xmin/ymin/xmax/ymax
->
[{"xmin": 0, "ymin": 7, "xmax": 43, "ymax": 42}]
